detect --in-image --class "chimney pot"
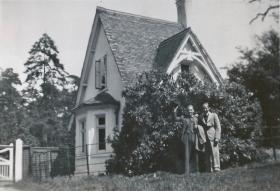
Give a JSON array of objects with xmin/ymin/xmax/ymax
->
[{"xmin": 176, "ymin": 0, "xmax": 188, "ymax": 28}]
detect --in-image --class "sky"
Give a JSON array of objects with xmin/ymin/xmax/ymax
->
[{"xmin": 0, "ymin": 0, "xmax": 278, "ymax": 81}]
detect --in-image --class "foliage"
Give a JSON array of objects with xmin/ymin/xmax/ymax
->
[
  {"xmin": 22, "ymin": 79, "xmax": 78, "ymax": 146},
  {"xmin": 228, "ymin": 30, "xmax": 280, "ymax": 146},
  {"xmin": 0, "ymin": 68, "xmax": 38, "ymax": 145},
  {"xmin": 106, "ymin": 71, "xmax": 263, "ymax": 175},
  {"xmin": 22, "ymin": 33, "xmax": 79, "ymax": 147},
  {"xmin": 50, "ymin": 147, "xmax": 75, "ymax": 177},
  {"xmin": 0, "ymin": 34, "xmax": 78, "ymax": 147},
  {"xmin": 24, "ymin": 33, "xmax": 68, "ymax": 90}
]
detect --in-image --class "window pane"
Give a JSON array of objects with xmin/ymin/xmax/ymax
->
[
  {"xmin": 181, "ymin": 63, "xmax": 189, "ymax": 73},
  {"xmin": 82, "ymin": 131, "xmax": 85, "ymax": 152},
  {"xmin": 81, "ymin": 121, "xmax": 85, "ymax": 152},
  {"xmin": 101, "ymin": 75, "xmax": 106, "ymax": 89},
  {"xmin": 99, "ymin": 128, "xmax": 106, "ymax": 150},
  {"xmin": 98, "ymin": 117, "xmax": 105, "ymax": 125},
  {"xmin": 95, "ymin": 60, "xmax": 101, "ymax": 89},
  {"xmin": 100, "ymin": 55, "xmax": 107, "ymax": 89}
]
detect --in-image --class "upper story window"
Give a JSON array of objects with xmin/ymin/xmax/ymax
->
[
  {"xmin": 181, "ymin": 63, "xmax": 190, "ymax": 74},
  {"xmin": 95, "ymin": 55, "xmax": 107, "ymax": 90}
]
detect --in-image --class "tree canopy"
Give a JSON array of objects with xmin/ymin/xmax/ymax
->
[
  {"xmin": 228, "ymin": 30, "xmax": 280, "ymax": 147},
  {"xmin": 228, "ymin": 30, "xmax": 279, "ymax": 126},
  {"xmin": 0, "ymin": 33, "xmax": 79, "ymax": 147},
  {"xmin": 0, "ymin": 68, "xmax": 38, "ymax": 144},
  {"xmin": 24, "ymin": 33, "xmax": 68, "ymax": 91},
  {"xmin": 22, "ymin": 33, "xmax": 78, "ymax": 146}
]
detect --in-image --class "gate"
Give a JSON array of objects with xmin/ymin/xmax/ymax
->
[
  {"xmin": 0, "ymin": 139, "xmax": 23, "ymax": 182},
  {"xmin": 0, "ymin": 144, "xmax": 14, "ymax": 181}
]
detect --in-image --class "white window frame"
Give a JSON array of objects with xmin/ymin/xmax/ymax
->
[
  {"xmin": 80, "ymin": 120, "xmax": 86, "ymax": 153},
  {"xmin": 96, "ymin": 115, "xmax": 106, "ymax": 151}
]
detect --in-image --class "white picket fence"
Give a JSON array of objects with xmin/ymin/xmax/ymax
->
[{"xmin": 0, "ymin": 139, "xmax": 23, "ymax": 182}]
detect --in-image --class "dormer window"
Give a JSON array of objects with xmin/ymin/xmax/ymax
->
[
  {"xmin": 95, "ymin": 55, "xmax": 107, "ymax": 90},
  {"xmin": 181, "ymin": 61, "xmax": 190, "ymax": 74}
]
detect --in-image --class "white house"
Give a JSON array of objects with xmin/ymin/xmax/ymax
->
[{"xmin": 72, "ymin": 0, "xmax": 223, "ymax": 174}]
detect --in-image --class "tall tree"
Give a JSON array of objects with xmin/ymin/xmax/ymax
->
[
  {"xmin": 0, "ymin": 68, "xmax": 38, "ymax": 144},
  {"xmin": 23, "ymin": 33, "xmax": 75, "ymax": 146},
  {"xmin": 0, "ymin": 68, "xmax": 22, "ymax": 144},
  {"xmin": 24, "ymin": 33, "xmax": 68, "ymax": 93},
  {"xmin": 228, "ymin": 30, "xmax": 280, "ymax": 145},
  {"xmin": 59, "ymin": 75, "xmax": 80, "ymax": 127}
]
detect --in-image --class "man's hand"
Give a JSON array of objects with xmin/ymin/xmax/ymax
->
[{"xmin": 214, "ymin": 139, "xmax": 219, "ymax": 146}]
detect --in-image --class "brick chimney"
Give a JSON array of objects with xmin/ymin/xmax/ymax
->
[{"xmin": 176, "ymin": 0, "xmax": 191, "ymax": 28}]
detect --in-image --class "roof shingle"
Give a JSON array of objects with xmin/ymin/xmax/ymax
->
[
  {"xmin": 155, "ymin": 28, "xmax": 190, "ymax": 72},
  {"xmin": 97, "ymin": 7, "xmax": 184, "ymax": 87}
]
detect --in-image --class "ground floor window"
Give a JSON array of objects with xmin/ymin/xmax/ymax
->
[
  {"xmin": 80, "ymin": 120, "xmax": 86, "ymax": 153},
  {"xmin": 99, "ymin": 128, "xmax": 106, "ymax": 150},
  {"xmin": 97, "ymin": 115, "xmax": 106, "ymax": 150}
]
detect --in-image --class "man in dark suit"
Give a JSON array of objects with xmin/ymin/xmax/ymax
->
[
  {"xmin": 175, "ymin": 105, "xmax": 200, "ymax": 174},
  {"xmin": 199, "ymin": 102, "xmax": 221, "ymax": 172}
]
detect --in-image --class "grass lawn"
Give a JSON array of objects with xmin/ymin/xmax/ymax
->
[{"xmin": 14, "ymin": 162, "xmax": 280, "ymax": 191}]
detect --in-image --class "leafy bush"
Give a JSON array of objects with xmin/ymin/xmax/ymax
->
[
  {"xmin": 50, "ymin": 146, "xmax": 75, "ymax": 177},
  {"xmin": 106, "ymin": 71, "xmax": 263, "ymax": 175}
]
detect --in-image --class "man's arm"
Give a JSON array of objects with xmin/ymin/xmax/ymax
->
[{"xmin": 173, "ymin": 106, "xmax": 180, "ymax": 121}]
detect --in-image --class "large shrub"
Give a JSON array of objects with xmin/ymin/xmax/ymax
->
[{"xmin": 106, "ymin": 71, "xmax": 263, "ymax": 176}]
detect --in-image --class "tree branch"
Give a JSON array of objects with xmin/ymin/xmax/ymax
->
[
  {"xmin": 249, "ymin": 0, "xmax": 261, "ymax": 3},
  {"xmin": 250, "ymin": 5, "xmax": 280, "ymax": 24}
]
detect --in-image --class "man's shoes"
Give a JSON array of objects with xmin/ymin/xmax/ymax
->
[{"xmin": 213, "ymin": 168, "xmax": 220, "ymax": 172}]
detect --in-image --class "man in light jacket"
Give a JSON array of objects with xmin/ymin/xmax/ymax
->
[{"xmin": 199, "ymin": 102, "xmax": 221, "ymax": 172}]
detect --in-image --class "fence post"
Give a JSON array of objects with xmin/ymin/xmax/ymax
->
[
  {"xmin": 10, "ymin": 143, "xmax": 14, "ymax": 181},
  {"xmin": 50, "ymin": 151, "xmax": 53, "ymax": 179},
  {"xmin": 272, "ymin": 143, "xmax": 277, "ymax": 161},
  {"xmin": 39, "ymin": 153, "xmax": 42, "ymax": 182},
  {"xmin": 29, "ymin": 146, "xmax": 32, "ymax": 177},
  {"xmin": 66, "ymin": 146, "xmax": 71, "ymax": 178},
  {"xmin": 86, "ymin": 144, "xmax": 89, "ymax": 175},
  {"xmin": 32, "ymin": 153, "xmax": 36, "ymax": 182},
  {"xmin": 45, "ymin": 152, "xmax": 48, "ymax": 179},
  {"xmin": 270, "ymin": 125, "xmax": 277, "ymax": 161},
  {"xmin": 15, "ymin": 138, "xmax": 23, "ymax": 182}
]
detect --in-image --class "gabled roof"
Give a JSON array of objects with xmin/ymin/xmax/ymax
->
[
  {"xmin": 97, "ymin": 7, "xmax": 184, "ymax": 87},
  {"xmin": 190, "ymin": 31, "xmax": 223, "ymax": 84},
  {"xmin": 155, "ymin": 28, "xmax": 223, "ymax": 84},
  {"xmin": 155, "ymin": 28, "xmax": 190, "ymax": 72}
]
